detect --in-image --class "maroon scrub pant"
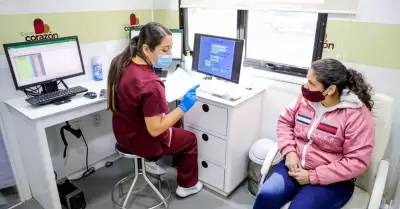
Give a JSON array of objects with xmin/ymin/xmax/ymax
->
[
  {"xmin": 125, "ymin": 121, "xmax": 199, "ymax": 188},
  {"xmin": 164, "ymin": 125, "xmax": 199, "ymax": 188}
]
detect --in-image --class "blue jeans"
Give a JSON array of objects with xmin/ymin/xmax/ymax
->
[{"xmin": 253, "ymin": 160, "xmax": 354, "ymax": 209}]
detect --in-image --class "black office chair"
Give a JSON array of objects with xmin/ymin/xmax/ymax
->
[{"xmin": 111, "ymin": 143, "xmax": 171, "ymax": 209}]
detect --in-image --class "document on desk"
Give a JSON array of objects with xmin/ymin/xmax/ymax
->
[{"xmin": 164, "ymin": 68, "xmax": 201, "ymax": 103}]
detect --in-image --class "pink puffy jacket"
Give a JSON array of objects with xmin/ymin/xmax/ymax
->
[{"xmin": 277, "ymin": 90, "xmax": 375, "ymax": 185}]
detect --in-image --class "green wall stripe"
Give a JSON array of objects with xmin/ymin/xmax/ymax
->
[
  {"xmin": 322, "ymin": 20, "xmax": 400, "ymax": 70},
  {"xmin": 0, "ymin": 10, "xmax": 181, "ymax": 55},
  {"xmin": 0, "ymin": 10, "xmax": 153, "ymax": 55},
  {"xmin": 154, "ymin": 9, "xmax": 180, "ymax": 29}
]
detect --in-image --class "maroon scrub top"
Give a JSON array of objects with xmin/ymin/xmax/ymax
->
[{"xmin": 112, "ymin": 61, "xmax": 172, "ymax": 153}]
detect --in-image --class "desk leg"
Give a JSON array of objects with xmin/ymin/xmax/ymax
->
[{"xmin": 12, "ymin": 114, "xmax": 62, "ymax": 209}]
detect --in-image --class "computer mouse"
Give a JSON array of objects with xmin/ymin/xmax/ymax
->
[{"xmin": 84, "ymin": 92, "xmax": 97, "ymax": 99}]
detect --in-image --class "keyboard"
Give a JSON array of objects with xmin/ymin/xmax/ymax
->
[
  {"xmin": 197, "ymin": 80, "xmax": 243, "ymax": 100},
  {"xmin": 198, "ymin": 81, "xmax": 228, "ymax": 97},
  {"xmin": 26, "ymin": 86, "xmax": 88, "ymax": 106}
]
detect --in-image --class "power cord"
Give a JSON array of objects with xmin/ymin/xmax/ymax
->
[
  {"xmin": 69, "ymin": 132, "xmax": 95, "ymax": 181},
  {"xmin": 60, "ymin": 121, "xmax": 83, "ymax": 158},
  {"xmin": 23, "ymin": 85, "xmax": 42, "ymax": 98},
  {"xmin": 23, "ymin": 81, "xmax": 63, "ymax": 98},
  {"xmin": 60, "ymin": 121, "xmax": 95, "ymax": 181}
]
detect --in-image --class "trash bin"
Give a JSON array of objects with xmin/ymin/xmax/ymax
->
[{"xmin": 248, "ymin": 138, "xmax": 282, "ymax": 197}]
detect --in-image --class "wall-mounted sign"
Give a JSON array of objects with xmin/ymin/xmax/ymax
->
[
  {"xmin": 124, "ymin": 13, "xmax": 142, "ymax": 32},
  {"xmin": 20, "ymin": 18, "xmax": 59, "ymax": 42}
]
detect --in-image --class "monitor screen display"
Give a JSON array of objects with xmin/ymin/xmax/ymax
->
[
  {"xmin": 192, "ymin": 34, "xmax": 244, "ymax": 84},
  {"xmin": 198, "ymin": 36, "xmax": 236, "ymax": 80},
  {"xmin": 3, "ymin": 37, "xmax": 85, "ymax": 90}
]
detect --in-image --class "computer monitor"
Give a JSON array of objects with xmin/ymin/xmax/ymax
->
[
  {"xmin": 130, "ymin": 28, "xmax": 183, "ymax": 60},
  {"xmin": 3, "ymin": 36, "xmax": 85, "ymax": 91},
  {"xmin": 192, "ymin": 33, "xmax": 244, "ymax": 84}
]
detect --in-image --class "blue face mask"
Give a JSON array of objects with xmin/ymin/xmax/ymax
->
[{"xmin": 153, "ymin": 54, "xmax": 173, "ymax": 69}]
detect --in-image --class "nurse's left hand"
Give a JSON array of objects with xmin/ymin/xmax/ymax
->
[
  {"xmin": 288, "ymin": 169, "xmax": 310, "ymax": 185},
  {"xmin": 178, "ymin": 85, "xmax": 200, "ymax": 113}
]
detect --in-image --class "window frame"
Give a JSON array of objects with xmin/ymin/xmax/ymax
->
[
  {"xmin": 179, "ymin": 6, "xmax": 241, "ymax": 53},
  {"xmin": 242, "ymin": 11, "xmax": 328, "ymax": 77},
  {"xmin": 179, "ymin": 4, "xmax": 328, "ymax": 77},
  {"xmin": 179, "ymin": 0, "xmax": 187, "ymax": 55}
]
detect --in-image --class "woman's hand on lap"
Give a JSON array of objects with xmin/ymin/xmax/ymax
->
[
  {"xmin": 285, "ymin": 152, "xmax": 301, "ymax": 172},
  {"xmin": 288, "ymin": 169, "xmax": 310, "ymax": 185}
]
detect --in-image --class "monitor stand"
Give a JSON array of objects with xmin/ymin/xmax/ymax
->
[
  {"xmin": 41, "ymin": 81, "xmax": 59, "ymax": 94},
  {"xmin": 40, "ymin": 80, "xmax": 72, "ymax": 105}
]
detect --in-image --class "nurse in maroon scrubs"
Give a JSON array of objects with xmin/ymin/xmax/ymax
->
[{"xmin": 107, "ymin": 22, "xmax": 203, "ymax": 198}]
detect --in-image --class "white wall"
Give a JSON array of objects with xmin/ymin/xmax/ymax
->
[
  {"xmin": 0, "ymin": 0, "xmax": 152, "ymax": 201},
  {"xmin": 0, "ymin": 0, "xmax": 153, "ymax": 14},
  {"xmin": 153, "ymin": 0, "xmax": 179, "ymax": 10},
  {"xmin": 356, "ymin": 0, "xmax": 400, "ymax": 24}
]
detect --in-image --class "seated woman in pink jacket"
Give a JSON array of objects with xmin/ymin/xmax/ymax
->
[{"xmin": 253, "ymin": 58, "xmax": 375, "ymax": 209}]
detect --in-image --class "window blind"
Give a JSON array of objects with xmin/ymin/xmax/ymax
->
[{"xmin": 181, "ymin": 0, "xmax": 358, "ymax": 14}]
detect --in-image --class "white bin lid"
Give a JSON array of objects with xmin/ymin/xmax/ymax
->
[{"xmin": 249, "ymin": 138, "xmax": 282, "ymax": 165}]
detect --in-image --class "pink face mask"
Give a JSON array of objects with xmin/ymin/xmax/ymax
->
[{"xmin": 301, "ymin": 85, "xmax": 326, "ymax": 102}]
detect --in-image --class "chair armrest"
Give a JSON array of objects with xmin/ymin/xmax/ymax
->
[
  {"xmin": 368, "ymin": 159, "xmax": 389, "ymax": 209},
  {"xmin": 260, "ymin": 142, "xmax": 279, "ymax": 176}
]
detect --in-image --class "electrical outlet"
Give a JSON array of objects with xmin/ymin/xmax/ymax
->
[
  {"xmin": 70, "ymin": 120, "xmax": 81, "ymax": 130},
  {"xmin": 93, "ymin": 114, "xmax": 101, "ymax": 127}
]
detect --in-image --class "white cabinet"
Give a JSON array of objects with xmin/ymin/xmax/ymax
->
[
  {"xmin": 184, "ymin": 88, "xmax": 265, "ymax": 197},
  {"xmin": 198, "ymin": 157, "xmax": 225, "ymax": 191},
  {"xmin": 185, "ymin": 101, "xmax": 228, "ymax": 136},
  {"xmin": 186, "ymin": 127, "xmax": 227, "ymax": 166}
]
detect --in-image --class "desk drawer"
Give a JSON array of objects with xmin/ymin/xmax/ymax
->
[
  {"xmin": 198, "ymin": 158, "xmax": 225, "ymax": 191},
  {"xmin": 185, "ymin": 101, "xmax": 228, "ymax": 136},
  {"xmin": 187, "ymin": 127, "xmax": 226, "ymax": 166}
]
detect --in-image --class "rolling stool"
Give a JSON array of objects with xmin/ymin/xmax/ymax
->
[{"xmin": 111, "ymin": 143, "xmax": 171, "ymax": 209}]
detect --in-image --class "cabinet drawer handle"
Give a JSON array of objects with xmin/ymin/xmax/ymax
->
[
  {"xmin": 201, "ymin": 161, "xmax": 208, "ymax": 168},
  {"xmin": 202, "ymin": 104, "xmax": 209, "ymax": 112},
  {"xmin": 202, "ymin": 133, "xmax": 209, "ymax": 141}
]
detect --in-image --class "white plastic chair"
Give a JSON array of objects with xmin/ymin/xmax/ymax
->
[{"xmin": 259, "ymin": 93, "xmax": 394, "ymax": 209}]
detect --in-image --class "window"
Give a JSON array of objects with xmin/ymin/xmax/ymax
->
[
  {"xmin": 245, "ymin": 11, "xmax": 326, "ymax": 76},
  {"xmin": 247, "ymin": 11, "xmax": 318, "ymax": 68},
  {"xmin": 181, "ymin": 5, "xmax": 327, "ymax": 77},
  {"xmin": 186, "ymin": 8, "xmax": 238, "ymax": 50}
]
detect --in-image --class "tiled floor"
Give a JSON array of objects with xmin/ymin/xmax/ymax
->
[
  {"xmin": 14, "ymin": 158, "xmax": 255, "ymax": 209},
  {"xmin": 0, "ymin": 186, "xmax": 20, "ymax": 209}
]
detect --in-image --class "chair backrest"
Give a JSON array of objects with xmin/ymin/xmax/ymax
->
[{"xmin": 355, "ymin": 93, "xmax": 394, "ymax": 194}]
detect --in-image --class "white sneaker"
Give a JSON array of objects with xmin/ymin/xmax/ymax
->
[
  {"xmin": 176, "ymin": 181, "xmax": 203, "ymax": 198},
  {"xmin": 145, "ymin": 161, "xmax": 166, "ymax": 175}
]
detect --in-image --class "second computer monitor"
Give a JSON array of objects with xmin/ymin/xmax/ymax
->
[
  {"xmin": 130, "ymin": 28, "xmax": 183, "ymax": 60},
  {"xmin": 192, "ymin": 33, "xmax": 244, "ymax": 84}
]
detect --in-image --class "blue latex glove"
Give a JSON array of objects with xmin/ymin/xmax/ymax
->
[{"xmin": 179, "ymin": 85, "xmax": 200, "ymax": 113}]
